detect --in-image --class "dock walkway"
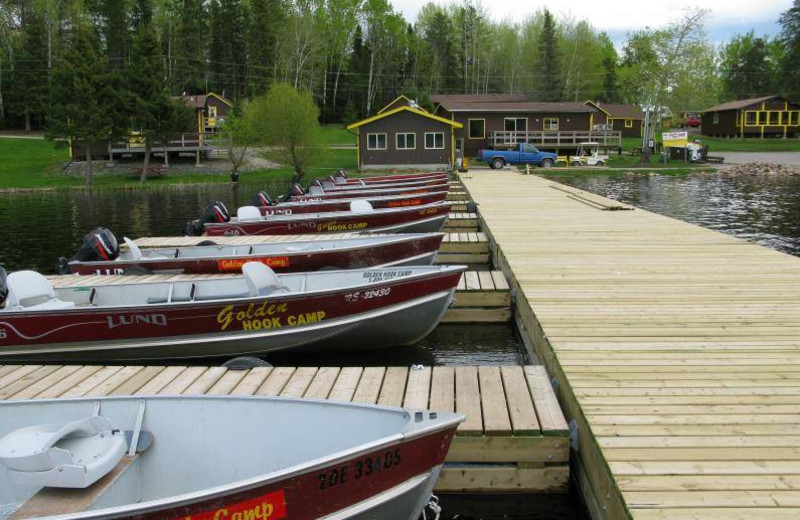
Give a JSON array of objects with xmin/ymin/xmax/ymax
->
[
  {"xmin": 0, "ymin": 364, "xmax": 568, "ymax": 493},
  {"xmin": 462, "ymin": 172, "xmax": 800, "ymax": 520}
]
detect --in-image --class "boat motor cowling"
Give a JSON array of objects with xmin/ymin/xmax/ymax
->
[
  {"xmin": 184, "ymin": 201, "xmax": 231, "ymax": 236},
  {"xmin": 252, "ymin": 191, "xmax": 272, "ymax": 207},
  {"xmin": 290, "ymin": 184, "xmax": 305, "ymax": 196},
  {"xmin": 56, "ymin": 227, "xmax": 120, "ymax": 274}
]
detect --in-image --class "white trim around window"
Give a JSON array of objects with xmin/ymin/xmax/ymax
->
[
  {"xmin": 396, "ymin": 132, "xmax": 416, "ymax": 150},
  {"xmin": 366, "ymin": 133, "xmax": 387, "ymax": 150},
  {"xmin": 468, "ymin": 118, "xmax": 486, "ymax": 139},
  {"xmin": 424, "ymin": 132, "xmax": 445, "ymax": 149}
]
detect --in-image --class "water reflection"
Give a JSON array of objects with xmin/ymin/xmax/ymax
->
[{"xmin": 556, "ymin": 173, "xmax": 800, "ymax": 257}]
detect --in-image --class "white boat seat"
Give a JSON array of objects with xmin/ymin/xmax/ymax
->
[
  {"xmin": 308, "ymin": 185, "xmax": 324, "ymax": 196},
  {"xmin": 350, "ymin": 200, "xmax": 374, "ymax": 215},
  {"xmin": 242, "ymin": 262, "xmax": 288, "ymax": 296},
  {"xmin": 237, "ymin": 206, "xmax": 262, "ymax": 221},
  {"xmin": 0, "ymin": 415, "xmax": 127, "ymax": 489},
  {"xmin": 5, "ymin": 271, "xmax": 75, "ymax": 311}
]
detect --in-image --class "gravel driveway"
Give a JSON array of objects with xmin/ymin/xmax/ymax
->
[{"xmin": 717, "ymin": 152, "xmax": 800, "ymax": 167}]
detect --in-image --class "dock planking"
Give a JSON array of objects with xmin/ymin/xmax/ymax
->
[
  {"xmin": 48, "ymin": 269, "xmax": 510, "ymax": 323},
  {"xmin": 463, "ymin": 171, "xmax": 800, "ymax": 519},
  {"xmin": 0, "ymin": 363, "xmax": 568, "ymax": 493}
]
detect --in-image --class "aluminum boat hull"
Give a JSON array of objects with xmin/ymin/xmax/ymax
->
[
  {"xmin": 0, "ymin": 266, "xmax": 464, "ymax": 361},
  {"xmin": 335, "ymin": 172, "xmax": 448, "ymax": 184},
  {"xmin": 0, "ymin": 396, "xmax": 462, "ymax": 520},
  {"xmin": 290, "ymin": 184, "xmax": 448, "ymax": 201},
  {"xmin": 66, "ymin": 234, "xmax": 444, "ymax": 275},
  {"xmin": 205, "ymin": 203, "xmax": 451, "ymax": 237},
  {"xmin": 262, "ymin": 190, "xmax": 448, "ymax": 216}
]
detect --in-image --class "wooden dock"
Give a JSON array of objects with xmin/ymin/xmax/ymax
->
[
  {"xmin": 444, "ymin": 212, "xmax": 479, "ymax": 233},
  {"xmin": 0, "ymin": 364, "xmax": 569, "ymax": 493},
  {"xmin": 48, "ymin": 269, "xmax": 510, "ymax": 323},
  {"xmin": 133, "ymin": 231, "xmax": 490, "ymax": 265},
  {"xmin": 462, "ymin": 171, "xmax": 800, "ymax": 519}
]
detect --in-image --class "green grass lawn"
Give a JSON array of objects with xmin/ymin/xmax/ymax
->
[
  {"xmin": 0, "ymin": 137, "xmax": 358, "ymax": 190},
  {"xmin": 317, "ymin": 125, "xmax": 357, "ymax": 146}
]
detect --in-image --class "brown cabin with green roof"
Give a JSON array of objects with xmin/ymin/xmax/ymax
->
[{"xmin": 701, "ymin": 95, "xmax": 800, "ymax": 137}]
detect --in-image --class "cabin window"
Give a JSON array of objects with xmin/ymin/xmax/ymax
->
[
  {"xmin": 625, "ymin": 119, "xmax": 634, "ymax": 128},
  {"xmin": 504, "ymin": 118, "xmax": 527, "ymax": 132},
  {"xmin": 208, "ymin": 106, "xmax": 217, "ymax": 118},
  {"xmin": 791, "ymin": 112, "xmax": 800, "ymax": 126},
  {"xmin": 543, "ymin": 118, "xmax": 559, "ymax": 131},
  {"xmin": 745, "ymin": 111, "xmax": 757, "ymax": 126},
  {"xmin": 468, "ymin": 119, "xmax": 485, "ymax": 139},
  {"xmin": 758, "ymin": 112, "xmax": 768, "ymax": 125},
  {"xmin": 425, "ymin": 132, "xmax": 445, "ymax": 149},
  {"xmin": 712, "ymin": 113, "xmax": 719, "ymax": 124},
  {"xmin": 768, "ymin": 111, "xmax": 780, "ymax": 125},
  {"xmin": 366, "ymin": 133, "xmax": 387, "ymax": 150},
  {"xmin": 396, "ymin": 133, "xmax": 416, "ymax": 150}
]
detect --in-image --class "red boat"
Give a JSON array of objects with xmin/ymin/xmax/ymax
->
[
  {"xmin": 0, "ymin": 264, "xmax": 465, "ymax": 361},
  {"xmin": 204, "ymin": 202, "xmax": 451, "ymax": 237},
  {"xmin": 316, "ymin": 177, "xmax": 449, "ymax": 191},
  {"xmin": 331, "ymin": 170, "xmax": 448, "ymax": 184},
  {"xmin": 256, "ymin": 190, "xmax": 448, "ymax": 215},
  {"xmin": 290, "ymin": 184, "xmax": 449, "ymax": 202},
  {"xmin": 59, "ymin": 230, "xmax": 445, "ymax": 275},
  {"xmin": 0, "ymin": 395, "xmax": 463, "ymax": 520}
]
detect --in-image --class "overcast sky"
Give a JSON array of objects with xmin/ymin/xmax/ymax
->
[{"xmin": 393, "ymin": 0, "xmax": 792, "ymax": 45}]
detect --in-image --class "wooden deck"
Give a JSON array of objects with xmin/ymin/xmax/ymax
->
[
  {"xmin": 48, "ymin": 270, "xmax": 510, "ymax": 323},
  {"xmin": 133, "ymin": 232, "xmax": 490, "ymax": 264},
  {"xmin": 0, "ymin": 364, "xmax": 568, "ymax": 492},
  {"xmin": 461, "ymin": 171, "xmax": 800, "ymax": 519}
]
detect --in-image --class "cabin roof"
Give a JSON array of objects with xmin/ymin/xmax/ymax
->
[
  {"xmin": 586, "ymin": 101, "xmax": 644, "ymax": 119},
  {"xmin": 377, "ymin": 95, "xmax": 428, "ymax": 114},
  {"xmin": 438, "ymin": 101, "xmax": 598, "ymax": 114},
  {"xmin": 173, "ymin": 92, "xmax": 233, "ymax": 110},
  {"xmin": 702, "ymin": 95, "xmax": 783, "ymax": 113},
  {"xmin": 346, "ymin": 105, "xmax": 464, "ymax": 130},
  {"xmin": 431, "ymin": 94, "xmax": 528, "ymax": 105}
]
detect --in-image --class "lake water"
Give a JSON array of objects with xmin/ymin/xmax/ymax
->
[{"xmin": 554, "ymin": 172, "xmax": 800, "ymax": 257}]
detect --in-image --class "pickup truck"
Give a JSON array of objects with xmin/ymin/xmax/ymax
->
[{"xmin": 478, "ymin": 144, "xmax": 558, "ymax": 169}]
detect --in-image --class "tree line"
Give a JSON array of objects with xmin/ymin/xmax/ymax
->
[{"xmin": 1, "ymin": 0, "xmax": 799, "ymax": 134}]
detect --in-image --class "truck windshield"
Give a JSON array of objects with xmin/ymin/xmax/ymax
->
[{"xmin": 521, "ymin": 144, "xmax": 538, "ymax": 153}]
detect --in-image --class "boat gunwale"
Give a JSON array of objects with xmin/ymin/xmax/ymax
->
[
  {"xmin": 0, "ymin": 394, "xmax": 463, "ymax": 520},
  {"xmin": 66, "ymin": 233, "xmax": 446, "ymax": 268},
  {"xmin": 1, "ymin": 265, "xmax": 467, "ymax": 315}
]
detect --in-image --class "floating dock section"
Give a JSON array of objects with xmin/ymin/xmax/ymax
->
[
  {"xmin": 0, "ymin": 364, "xmax": 568, "ymax": 493},
  {"xmin": 462, "ymin": 171, "xmax": 800, "ymax": 520}
]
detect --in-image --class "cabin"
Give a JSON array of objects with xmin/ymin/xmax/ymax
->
[
  {"xmin": 346, "ymin": 100, "xmax": 463, "ymax": 170},
  {"xmin": 584, "ymin": 101, "xmax": 644, "ymax": 138},
  {"xmin": 432, "ymin": 95, "xmax": 615, "ymax": 157},
  {"xmin": 174, "ymin": 92, "xmax": 233, "ymax": 135},
  {"xmin": 701, "ymin": 95, "xmax": 800, "ymax": 138},
  {"xmin": 70, "ymin": 92, "xmax": 233, "ymax": 161}
]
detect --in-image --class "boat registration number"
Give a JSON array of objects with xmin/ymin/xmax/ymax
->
[
  {"xmin": 317, "ymin": 448, "xmax": 402, "ymax": 492},
  {"xmin": 344, "ymin": 287, "xmax": 391, "ymax": 302}
]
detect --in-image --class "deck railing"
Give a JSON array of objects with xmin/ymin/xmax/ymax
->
[{"xmin": 488, "ymin": 130, "xmax": 622, "ymax": 149}]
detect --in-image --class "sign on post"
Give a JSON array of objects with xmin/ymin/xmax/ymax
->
[{"xmin": 662, "ymin": 131, "xmax": 688, "ymax": 148}]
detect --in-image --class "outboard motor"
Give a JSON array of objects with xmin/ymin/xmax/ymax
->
[
  {"xmin": 0, "ymin": 267, "xmax": 7, "ymax": 308},
  {"xmin": 290, "ymin": 184, "xmax": 305, "ymax": 197},
  {"xmin": 337, "ymin": 169, "xmax": 347, "ymax": 179},
  {"xmin": 56, "ymin": 227, "xmax": 120, "ymax": 274},
  {"xmin": 310, "ymin": 179, "xmax": 323, "ymax": 189},
  {"xmin": 252, "ymin": 191, "xmax": 272, "ymax": 207},
  {"xmin": 184, "ymin": 201, "xmax": 231, "ymax": 236}
]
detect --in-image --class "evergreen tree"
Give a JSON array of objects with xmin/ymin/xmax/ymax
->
[
  {"xmin": 175, "ymin": 0, "xmax": 207, "ymax": 93},
  {"xmin": 8, "ymin": 7, "xmax": 49, "ymax": 131},
  {"xmin": 247, "ymin": 0, "xmax": 282, "ymax": 95},
  {"xmin": 778, "ymin": 0, "xmax": 800, "ymax": 97},
  {"xmin": 536, "ymin": 9, "xmax": 561, "ymax": 102},
  {"xmin": 598, "ymin": 35, "xmax": 619, "ymax": 103},
  {"xmin": 214, "ymin": 0, "xmax": 247, "ymax": 99},
  {"xmin": 129, "ymin": 24, "xmax": 172, "ymax": 183},
  {"xmin": 131, "ymin": 0, "xmax": 154, "ymax": 31},
  {"xmin": 47, "ymin": 22, "xmax": 123, "ymax": 185},
  {"xmin": 91, "ymin": 0, "xmax": 130, "ymax": 67}
]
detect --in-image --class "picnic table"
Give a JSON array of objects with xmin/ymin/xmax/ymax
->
[{"xmin": 130, "ymin": 165, "xmax": 167, "ymax": 178}]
